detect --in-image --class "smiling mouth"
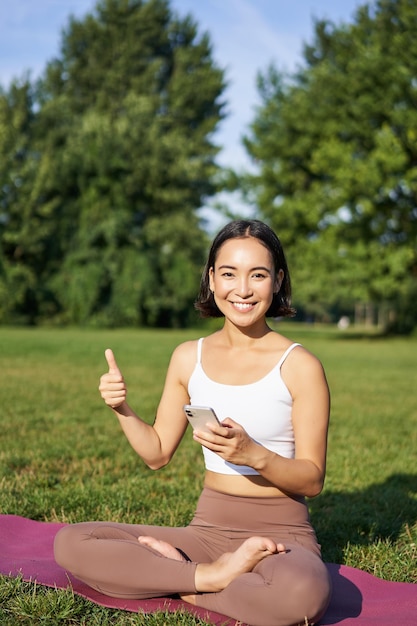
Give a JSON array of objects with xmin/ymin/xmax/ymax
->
[{"xmin": 232, "ymin": 302, "xmax": 255, "ymax": 311}]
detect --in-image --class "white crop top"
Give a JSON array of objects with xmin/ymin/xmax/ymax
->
[{"xmin": 187, "ymin": 338, "xmax": 300, "ymax": 475}]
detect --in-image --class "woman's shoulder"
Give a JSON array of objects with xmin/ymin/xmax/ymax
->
[
  {"xmin": 171, "ymin": 338, "xmax": 200, "ymax": 362},
  {"xmin": 280, "ymin": 340, "xmax": 328, "ymax": 394},
  {"xmin": 265, "ymin": 331, "xmax": 300, "ymax": 355},
  {"xmin": 271, "ymin": 331, "xmax": 324, "ymax": 371},
  {"xmin": 170, "ymin": 333, "xmax": 221, "ymax": 371},
  {"xmin": 283, "ymin": 341, "xmax": 323, "ymax": 368},
  {"xmin": 166, "ymin": 339, "xmax": 201, "ymax": 387}
]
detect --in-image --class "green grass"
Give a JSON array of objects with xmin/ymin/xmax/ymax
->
[{"xmin": 1, "ymin": 324, "xmax": 416, "ymax": 624}]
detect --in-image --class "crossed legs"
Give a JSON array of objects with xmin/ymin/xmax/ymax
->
[
  {"xmin": 54, "ymin": 489, "xmax": 331, "ymax": 625},
  {"xmin": 54, "ymin": 522, "xmax": 330, "ymax": 625}
]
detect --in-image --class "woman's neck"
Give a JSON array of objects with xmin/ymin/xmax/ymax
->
[{"xmin": 218, "ymin": 320, "xmax": 273, "ymax": 346}]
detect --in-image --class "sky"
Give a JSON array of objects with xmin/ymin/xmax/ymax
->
[
  {"xmin": 0, "ymin": 0, "xmax": 366, "ymax": 165},
  {"xmin": 0, "ymin": 0, "xmax": 366, "ymax": 224}
]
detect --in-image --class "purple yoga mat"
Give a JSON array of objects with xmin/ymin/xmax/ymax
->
[{"xmin": 0, "ymin": 515, "xmax": 416, "ymax": 625}]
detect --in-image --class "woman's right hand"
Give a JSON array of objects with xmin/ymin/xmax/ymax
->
[{"xmin": 99, "ymin": 349, "xmax": 127, "ymax": 408}]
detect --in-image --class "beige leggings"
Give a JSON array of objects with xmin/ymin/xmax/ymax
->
[{"xmin": 54, "ymin": 488, "xmax": 331, "ymax": 626}]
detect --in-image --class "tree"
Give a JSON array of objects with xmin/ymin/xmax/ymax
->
[
  {"xmin": 0, "ymin": 78, "xmax": 50, "ymax": 324},
  {"xmin": 243, "ymin": 0, "xmax": 417, "ymax": 332},
  {"xmin": 0, "ymin": 0, "xmax": 226, "ymax": 326}
]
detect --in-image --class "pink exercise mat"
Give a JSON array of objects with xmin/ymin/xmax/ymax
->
[{"xmin": 0, "ymin": 515, "xmax": 416, "ymax": 625}]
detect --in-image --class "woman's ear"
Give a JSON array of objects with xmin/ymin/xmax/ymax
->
[
  {"xmin": 274, "ymin": 269, "xmax": 284, "ymax": 294},
  {"xmin": 209, "ymin": 267, "xmax": 215, "ymax": 293}
]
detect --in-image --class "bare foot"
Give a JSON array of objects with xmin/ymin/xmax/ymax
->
[
  {"xmin": 138, "ymin": 536, "xmax": 187, "ymax": 561},
  {"xmin": 193, "ymin": 536, "xmax": 284, "ymax": 594},
  {"xmin": 138, "ymin": 535, "xmax": 287, "ymax": 605}
]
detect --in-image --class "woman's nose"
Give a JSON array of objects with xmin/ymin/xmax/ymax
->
[{"xmin": 236, "ymin": 277, "xmax": 253, "ymax": 297}]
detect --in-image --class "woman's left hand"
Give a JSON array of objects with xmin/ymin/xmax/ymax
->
[{"xmin": 193, "ymin": 417, "xmax": 257, "ymax": 466}]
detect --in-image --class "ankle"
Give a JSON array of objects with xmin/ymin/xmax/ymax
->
[{"xmin": 195, "ymin": 562, "xmax": 223, "ymax": 593}]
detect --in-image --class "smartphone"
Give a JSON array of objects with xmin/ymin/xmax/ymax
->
[{"xmin": 183, "ymin": 405, "xmax": 221, "ymax": 433}]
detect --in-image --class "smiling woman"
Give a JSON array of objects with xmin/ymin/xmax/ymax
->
[
  {"xmin": 209, "ymin": 238, "xmax": 281, "ymax": 326},
  {"xmin": 196, "ymin": 219, "xmax": 295, "ymax": 320},
  {"xmin": 54, "ymin": 220, "xmax": 331, "ymax": 626}
]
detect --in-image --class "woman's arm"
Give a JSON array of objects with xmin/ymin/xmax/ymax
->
[
  {"xmin": 99, "ymin": 344, "xmax": 194, "ymax": 470},
  {"xmin": 249, "ymin": 349, "xmax": 330, "ymax": 496},
  {"xmin": 193, "ymin": 348, "xmax": 330, "ymax": 497}
]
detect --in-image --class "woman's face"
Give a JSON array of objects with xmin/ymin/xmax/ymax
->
[{"xmin": 209, "ymin": 236, "xmax": 283, "ymax": 327}]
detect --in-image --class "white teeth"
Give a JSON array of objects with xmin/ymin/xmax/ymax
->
[{"xmin": 233, "ymin": 302, "xmax": 253, "ymax": 310}]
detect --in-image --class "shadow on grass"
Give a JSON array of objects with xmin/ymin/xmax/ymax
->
[{"xmin": 309, "ymin": 473, "xmax": 417, "ymax": 564}]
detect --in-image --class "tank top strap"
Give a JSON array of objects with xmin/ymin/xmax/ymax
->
[
  {"xmin": 196, "ymin": 337, "xmax": 204, "ymax": 364},
  {"xmin": 277, "ymin": 342, "xmax": 301, "ymax": 368}
]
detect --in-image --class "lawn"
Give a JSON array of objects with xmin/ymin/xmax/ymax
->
[{"xmin": 0, "ymin": 324, "xmax": 416, "ymax": 625}]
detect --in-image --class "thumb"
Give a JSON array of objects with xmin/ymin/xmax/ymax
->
[
  {"xmin": 105, "ymin": 348, "xmax": 121, "ymax": 375},
  {"xmin": 221, "ymin": 417, "xmax": 239, "ymax": 429}
]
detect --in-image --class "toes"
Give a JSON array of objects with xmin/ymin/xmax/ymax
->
[
  {"xmin": 137, "ymin": 536, "xmax": 186, "ymax": 561},
  {"xmin": 138, "ymin": 535, "xmax": 155, "ymax": 547},
  {"xmin": 249, "ymin": 536, "xmax": 276, "ymax": 555},
  {"xmin": 138, "ymin": 536, "xmax": 167, "ymax": 553}
]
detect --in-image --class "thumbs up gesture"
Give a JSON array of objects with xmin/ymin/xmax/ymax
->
[{"xmin": 99, "ymin": 349, "xmax": 127, "ymax": 408}]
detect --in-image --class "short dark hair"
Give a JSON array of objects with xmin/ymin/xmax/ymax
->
[{"xmin": 195, "ymin": 219, "xmax": 296, "ymax": 318}]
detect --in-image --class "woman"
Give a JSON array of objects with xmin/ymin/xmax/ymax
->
[{"xmin": 54, "ymin": 220, "xmax": 331, "ymax": 626}]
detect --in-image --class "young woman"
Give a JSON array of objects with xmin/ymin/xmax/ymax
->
[{"xmin": 54, "ymin": 220, "xmax": 331, "ymax": 626}]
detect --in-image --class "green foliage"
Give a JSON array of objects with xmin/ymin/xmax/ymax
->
[
  {"xmin": 243, "ymin": 0, "xmax": 417, "ymax": 332},
  {"xmin": 0, "ymin": 0, "xmax": 225, "ymax": 327},
  {"xmin": 0, "ymin": 326, "xmax": 416, "ymax": 623},
  {"xmin": 0, "ymin": 79, "xmax": 45, "ymax": 324}
]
